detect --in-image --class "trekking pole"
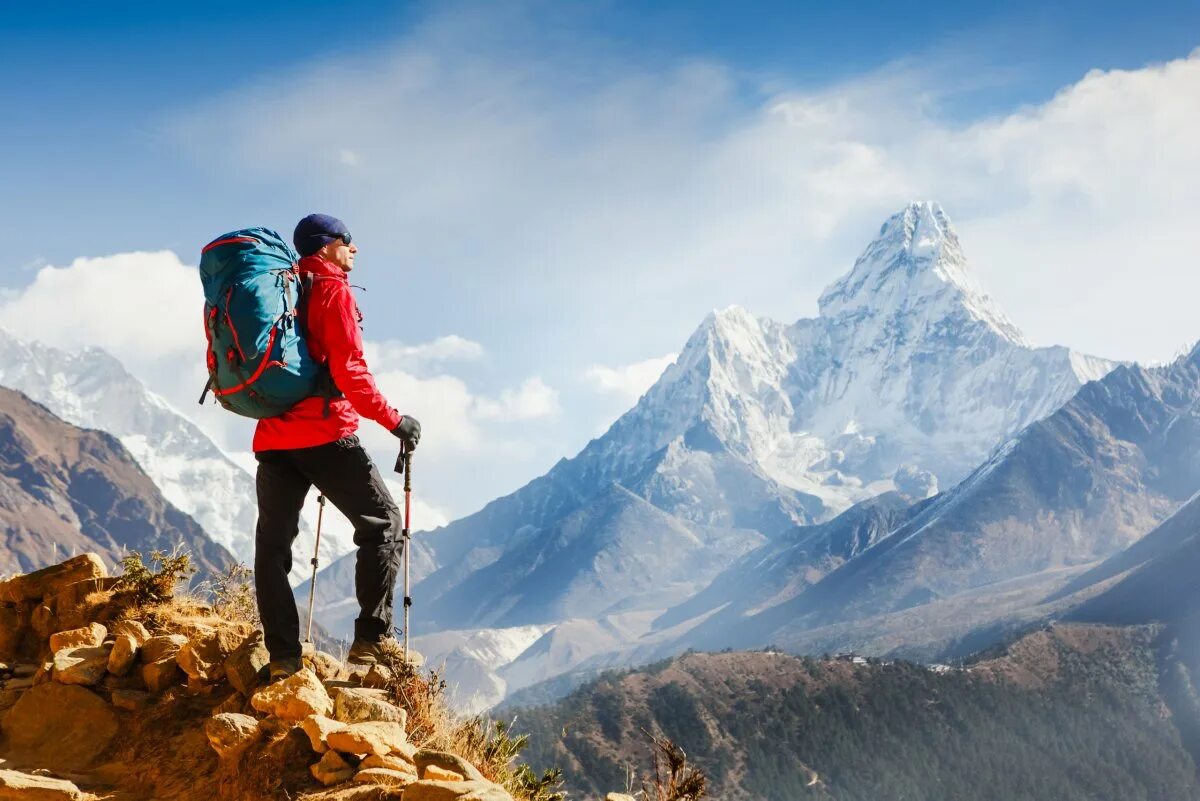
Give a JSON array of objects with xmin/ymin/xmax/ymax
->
[
  {"xmin": 394, "ymin": 445, "xmax": 413, "ymax": 661},
  {"xmin": 304, "ymin": 494, "xmax": 326, "ymax": 644}
]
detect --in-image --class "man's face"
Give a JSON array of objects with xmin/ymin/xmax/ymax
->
[{"xmin": 320, "ymin": 236, "xmax": 357, "ymax": 272}]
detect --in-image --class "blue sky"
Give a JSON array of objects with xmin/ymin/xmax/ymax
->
[{"xmin": 1, "ymin": 1, "xmax": 1199, "ymax": 521}]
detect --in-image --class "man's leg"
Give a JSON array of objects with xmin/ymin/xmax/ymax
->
[
  {"xmin": 254, "ymin": 450, "xmax": 311, "ymax": 661},
  {"xmin": 296, "ymin": 436, "xmax": 403, "ymax": 645}
]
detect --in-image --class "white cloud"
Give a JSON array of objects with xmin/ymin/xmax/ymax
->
[
  {"xmin": 584, "ymin": 353, "xmax": 677, "ymax": 403},
  {"xmin": 0, "ymin": 249, "xmax": 561, "ymax": 516},
  {"xmin": 168, "ymin": 20, "xmax": 1200, "ymax": 365},
  {"xmin": 366, "ymin": 335, "xmax": 485, "ymax": 371},
  {"xmin": 473, "ymin": 376, "xmax": 560, "ymax": 421}
]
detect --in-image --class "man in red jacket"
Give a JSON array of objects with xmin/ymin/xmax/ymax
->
[{"xmin": 254, "ymin": 213, "xmax": 421, "ymax": 679}]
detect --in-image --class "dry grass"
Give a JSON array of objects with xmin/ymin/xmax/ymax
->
[
  {"xmin": 374, "ymin": 641, "xmax": 565, "ymax": 801},
  {"xmin": 641, "ymin": 733, "xmax": 707, "ymax": 801}
]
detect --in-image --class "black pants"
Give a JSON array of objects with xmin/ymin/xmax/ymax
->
[{"xmin": 254, "ymin": 435, "xmax": 402, "ymax": 661}]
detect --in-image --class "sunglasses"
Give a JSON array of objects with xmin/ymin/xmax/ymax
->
[{"xmin": 311, "ymin": 232, "xmax": 353, "ymax": 245}]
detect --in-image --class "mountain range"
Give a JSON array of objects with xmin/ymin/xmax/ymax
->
[
  {"xmin": 0, "ymin": 385, "xmax": 233, "ymax": 578},
  {"xmin": 0, "ymin": 329, "xmax": 351, "ymax": 584},
  {"xmin": 338, "ymin": 200, "xmax": 1127, "ymax": 709}
]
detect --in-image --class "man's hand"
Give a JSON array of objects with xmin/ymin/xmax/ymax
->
[{"xmin": 391, "ymin": 416, "xmax": 421, "ymax": 451}]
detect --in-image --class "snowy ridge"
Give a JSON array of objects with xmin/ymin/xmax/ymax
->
[{"xmin": 0, "ymin": 329, "xmax": 354, "ymax": 584}]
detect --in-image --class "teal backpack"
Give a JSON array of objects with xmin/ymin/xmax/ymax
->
[{"xmin": 198, "ymin": 228, "xmax": 325, "ymax": 418}]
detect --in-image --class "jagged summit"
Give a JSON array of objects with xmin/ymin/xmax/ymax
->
[{"xmin": 818, "ymin": 201, "xmax": 1026, "ymax": 346}]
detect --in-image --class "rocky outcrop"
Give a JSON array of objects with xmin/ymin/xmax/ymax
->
[{"xmin": 0, "ymin": 552, "xmax": 519, "ymax": 801}]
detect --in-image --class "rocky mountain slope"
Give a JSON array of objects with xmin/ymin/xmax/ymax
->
[
  {"xmin": 0, "ymin": 552, "xmax": 546, "ymax": 801},
  {"xmin": 409, "ymin": 202, "xmax": 1113, "ymax": 631},
  {"xmin": 516, "ymin": 624, "xmax": 1199, "ymax": 801},
  {"xmin": 0, "ymin": 386, "xmax": 233, "ymax": 579},
  {"xmin": 0, "ymin": 329, "xmax": 348, "ymax": 585},
  {"xmin": 652, "ymin": 342, "xmax": 1200, "ymax": 659}
]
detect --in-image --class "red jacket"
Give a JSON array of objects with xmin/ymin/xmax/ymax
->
[{"xmin": 253, "ymin": 255, "xmax": 402, "ymax": 452}]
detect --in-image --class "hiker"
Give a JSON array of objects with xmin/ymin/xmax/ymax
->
[{"xmin": 251, "ymin": 213, "xmax": 421, "ymax": 680}]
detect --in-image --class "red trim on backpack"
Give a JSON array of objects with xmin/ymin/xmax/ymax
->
[
  {"xmin": 213, "ymin": 325, "xmax": 282, "ymax": 397},
  {"xmin": 224, "ymin": 286, "xmax": 247, "ymax": 363},
  {"xmin": 202, "ymin": 235, "xmax": 257, "ymax": 254}
]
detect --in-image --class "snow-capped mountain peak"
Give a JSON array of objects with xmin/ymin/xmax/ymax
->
[{"xmin": 818, "ymin": 201, "xmax": 1026, "ymax": 346}]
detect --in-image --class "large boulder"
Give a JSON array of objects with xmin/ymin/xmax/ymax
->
[
  {"xmin": 52, "ymin": 645, "xmax": 110, "ymax": 686},
  {"xmin": 325, "ymin": 722, "xmax": 408, "ymax": 757},
  {"xmin": 140, "ymin": 634, "xmax": 187, "ymax": 664},
  {"xmin": 300, "ymin": 714, "xmax": 346, "ymax": 753},
  {"xmin": 206, "ymin": 713, "xmax": 262, "ymax": 760},
  {"xmin": 0, "ymin": 605, "xmax": 23, "ymax": 661},
  {"xmin": 0, "ymin": 768, "xmax": 85, "ymax": 800},
  {"xmin": 49, "ymin": 623, "xmax": 106, "ymax": 653},
  {"xmin": 0, "ymin": 554, "xmax": 107, "ymax": 603},
  {"xmin": 110, "ymin": 620, "xmax": 151, "ymax": 645},
  {"xmin": 415, "ymin": 750, "xmax": 486, "ymax": 783},
  {"xmin": 310, "ymin": 749, "xmax": 356, "ymax": 786},
  {"xmin": 224, "ymin": 631, "xmax": 269, "ymax": 696},
  {"xmin": 354, "ymin": 768, "xmax": 417, "ymax": 788},
  {"xmin": 402, "ymin": 780, "xmax": 513, "ymax": 801},
  {"xmin": 250, "ymin": 669, "xmax": 332, "ymax": 721},
  {"xmin": 1, "ymin": 683, "xmax": 119, "ymax": 769},
  {"xmin": 361, "ymin": 753, "xmax": 418, "ymax": 772},
  {"xmin": 177, "ymin": 628, "xmax": 242, "ymax": 682},
  {"xmin": 142, "ymin": 656, "xmax": 182, "ymax": 693},
  {"xmin": 107, "ymin": 633, "xmax": 139, "ymax": 676},
  {"xmin": 333, "ymin": 686, "xmax": 406, "ymax": 725}
]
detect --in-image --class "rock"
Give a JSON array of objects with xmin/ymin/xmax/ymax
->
[
  {"xmin": 177, "ymin": 628, "xmax": 242, "ymax": 681},
  {"xmin": 402, "ymin": 780, "xmax": 513, "ymax": 801},
  {"xmin": 52, "ymin": 645, "xmax": 110, "ymax": 686},
  {"xmin": 333, "ymin": 686, "xmax": 406, "ymax": 725},
  {"xmin": 110, "ymin": 620, "xmax": 151, "ymax": 646},
  {"xmin": 606, "ymin": 795, "xmax": 638, "ymax": 801},
  {"xmin": 250, "ymin": 668, "xmax": 332, "ymax": 721},
  {"xmin": 111, "ymin": 689, "xmax": 153, "ymax": 711},
  {"xmin": 0, "ymin": 768, "xmax": 85, "ymax": 800},
  {"xmin": 354, "ymin": 767, "xmax": 418, "ymax": 787},
  {"xmin": 299, "ymin": 714, "xmax": 346, "ymax": 753},
  {"xmin": 361, "ymin": 753, "xmax": 418, "ymax": 772},
  {"xmin": 361, "ymin": 664, "xmax": 393, "ymax": 690},
  {"xmin": 0, "ymin": 606, "xmax": 23, "ymax": 661},
  {"xmin": 0, "ymin": 554, "xmax": 107, "ymax": 603},
  {"xmin": 415, "ymin": 750, "xmax": 487, "ymax": 783},
  {"xmin": 49, "ymin": 622, "xmax": 107, "ymax": 653},
  {"xmin": 206, "ymin": 713, "xmax": 262, "ymax": 760},
  {"xmin": 305, "ymin": 649, "xmax": 347, "ymax": 682},
  {"xmin": 212, "ymin": 692, "xmax": 248, "ymax": 715},
  {"xmin": 142, "ymin": 656, "xmax": 181, "ymax": 693},
  {"xmin": 0, "ymin": 689, "xmax": 22, "ymax": 712},
  {"xmin": 30, "ymin": 605, "xmax": 56, "ymax": 639},
  {"xmin": 424, "ymin": 766, "xmax": 464, "ymax": 782},
  {"xmin": 1, "ymin": 683, "xmax": 119, "ymax": 769},
  {"xmin": 140, "ymin": 634, "xmax": 187, "ymax": 664},
  {"xmin": 326, "ymin": 721, "xmax": 408, "ymax": 757},
  {"xmin": 31, "ymin": 662, "xmax": 52, "ymax": 686},
  {"xmin": 4, "ymin": 678, "xmax": 33, "ymax": 691},
  {"xmin": 101, "ymin": 671, "xmax": 145, "ymax": 692},
  {"xmin": 107, "ymin": 633, "xmax": 138, "ymax": 676},
  {"xmin": 311, "ymin": 749, "xmax": 356, "ymax": 786},
  {"xmin": 11, "ymin": 664, "xmax": 37, "ymax": 678},
  {"xmin": 46, "ymin": 576, "xmax": 120, "ymax": 614},
  {"xmin": 224, "ymin": 631, "xmax": 269, "ymax": 696}
]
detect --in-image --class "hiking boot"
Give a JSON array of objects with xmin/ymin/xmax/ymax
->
[
  {"xmin": 346, "ymin": 637, "xmax": 395, "ymax": 666},
  {"xmin": 268, "ymin": 657, "xmax": 303, "ymax": 681}
]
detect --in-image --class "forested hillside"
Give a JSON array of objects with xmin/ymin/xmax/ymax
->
[{"xmin": 516, "ymin": 625, "xmax": 1199, "ymax": 801}]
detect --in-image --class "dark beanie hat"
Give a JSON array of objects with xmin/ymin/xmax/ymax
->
[{"xmin": 293, "ymin": 213, "xmax": 350, "ymax": 257}]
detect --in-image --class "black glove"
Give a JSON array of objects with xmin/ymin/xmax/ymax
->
[{"xmin": 392, "ymin": 415, "xmax": 421, "ymax": 451}]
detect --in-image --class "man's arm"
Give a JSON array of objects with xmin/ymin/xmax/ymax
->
[{"xmin": 310, "ymin": 281, "xmax": 403, "ymax": 432}]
